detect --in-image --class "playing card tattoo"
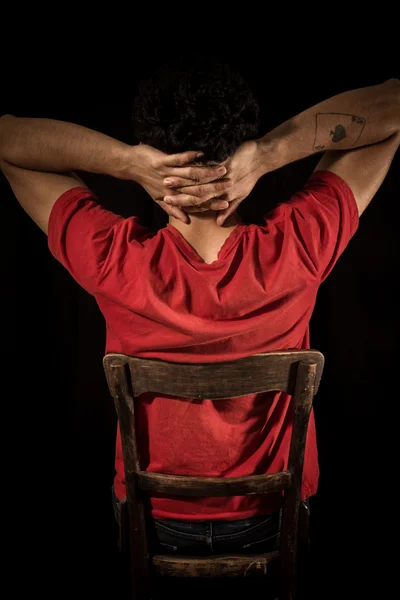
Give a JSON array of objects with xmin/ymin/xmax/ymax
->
[{"xmin": 313, "ymin": 113, "xmax": 366, "ymax": 151}]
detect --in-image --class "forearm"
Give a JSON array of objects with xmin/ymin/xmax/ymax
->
[
  {"xmin": 257, "ymin": 79, "xmax": 400, "ymax": 174},
  {"xmin": 0, "ymin": 115, "xmax": 133, "ymax": 178}
]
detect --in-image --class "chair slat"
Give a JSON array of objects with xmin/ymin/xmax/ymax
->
[
  {"xmin": 138, "ymin": 471, "xmax": 291, "ymax": 497},
  {"xmin": 103, "ymin": 350, "xmax": 324, "ymax": 400},
  {"xmin": 151, "ymin": 551, "xmax": 280, "ymax": 578}
]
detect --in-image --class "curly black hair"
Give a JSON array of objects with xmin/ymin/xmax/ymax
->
[{"xmin": 132, "ymin": 56, "xmax": 260, "ymax": 163}]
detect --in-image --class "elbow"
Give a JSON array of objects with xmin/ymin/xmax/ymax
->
[
  {"xmin": 0, "ymin": 114, "xmax": 11, "ymax": 151},
  {"xmin": 0, "ymin": 114, "xmax": 16, "ymax": 126},
  {"xmin": 381, "ymin": 79, "xmax": 400, "ymax": 134},
  {"xmin": 382, "ymin": 78, "xmax": 400, "ymax": 104},
  {"xmin": 0, "ymin": 115, "xmax": 17, "ymax": 161},
  {"xmin": 383, "ymin": 78, "xmax": 400, "ymax": 88},
  {"xmin": 0, "ymin": 158, "xmax": 9, "ymax": 172}
]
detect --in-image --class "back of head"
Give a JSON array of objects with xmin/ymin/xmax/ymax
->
[{"xmin": 133, "ymin": 55, "xmax": 260, "ymax": 163}]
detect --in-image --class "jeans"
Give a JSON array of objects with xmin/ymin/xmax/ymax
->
[{"xmin": 112, "ymin": 487, "xmax": 283, "ymax": 555}]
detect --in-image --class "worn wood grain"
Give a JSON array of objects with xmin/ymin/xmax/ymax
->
[
  {"xmin": 104, "ymin": 350, "xmax": 324, "ymax": 400},
  {"xmin": 138, "ymin": 471, "xmax": 291, "ymax": 496},
  {"xmin": 108, "ymin": 363, "xmax": 150, "ymax": 597},
  {"xmin": 152, "ymin": 551, "xmax": 280, "ymax": 578},
  {"xmin": 279, "ymin": 359, "xmax": 317, "ymax": 600},
  {"xmin": 103, "ymin": 350, "xmax": 324, "ymax": 600}
]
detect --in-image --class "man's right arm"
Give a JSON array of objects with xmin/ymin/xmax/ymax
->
[
  {"xmin": 259, "ymin": 79, "xmax": 400, "ymax": 163},
  {"xmin": 160, "ymin": 79, "xmax": 400, "ymax": 224},
  {"xmin": 312, "ymin": 131, "xmax": 399, "ymax": 215},
  {"xmin": 257, "ymin": 79, "xmax": 400, "ymax": 215}
]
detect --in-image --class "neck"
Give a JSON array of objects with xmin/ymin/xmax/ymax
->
[{"xmin": 169, "ymin": 210, "xmax": 242, "ymax": 237}]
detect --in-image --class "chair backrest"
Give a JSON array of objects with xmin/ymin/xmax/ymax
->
[{"xmin": 103, "ymin": 350, "xmax": 324, "ymax": 599}]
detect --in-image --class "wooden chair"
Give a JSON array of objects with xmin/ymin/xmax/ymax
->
[{"xmin": 103, "ymin": 350, "xmax": 324, "ymax": 600}]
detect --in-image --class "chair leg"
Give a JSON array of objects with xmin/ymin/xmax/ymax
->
[
  {"xmin": 296, "ymin": 501, "xmax": 311, "ymax": 599},
  {"xmin": 298, "ymin": 500, "xmax": 310, "ymax": 560},
  {"xmin": 117, "ymin": 498, "xmax": 152, "ymax": 599},
  {"xmin": 279, "ymin": 497, "xmax": 301, "ymax": 600},
  {"xmin": 118, "ymin": 499, "xmax": 129, "ymax": 553},
  {"xmin": 129, "ymin": 564, "xmax": 152, "ymax": 600},
  {"xmin": 279, "ymin": 501, "xmax": 311, "ymax": 600},
  {"xmin": 125, "ymin": 530, "xmax": 152, "ymax": 599},
  {"xmin": 127, "ymin": 501, "xmax": 152, "ymax": 599}
]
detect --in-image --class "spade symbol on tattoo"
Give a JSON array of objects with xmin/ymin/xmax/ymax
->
[{"xmin": 329, "ymin": 124, "xmax": 346, "ymax": 143}]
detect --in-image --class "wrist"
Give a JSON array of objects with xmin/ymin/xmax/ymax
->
[
  {"xmin": 117, "ymin": 143, "xmax": 153, "ymax": 184},
  {"xmin": 103, "ymin": 142, "xmax": 136, "ymax": 180},
  {"xmin": 255, "ymin": 132, "xmax": 288, "ymax": 176}
]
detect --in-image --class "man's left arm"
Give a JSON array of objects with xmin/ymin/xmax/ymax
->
[
  {"xmin": 0, "ymin": 115, "xmax": 131, "ymax": 233},
  {"xmin": 0, "ymin": 162, "xmax": 88, "ymax": 234},
  {"xmin": 0, "ymin": 115, "xmax": 231, "ymax": 234}
]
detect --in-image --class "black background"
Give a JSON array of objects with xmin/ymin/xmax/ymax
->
[{"xmin": 1, "ymin": 47, "xmax": 399, "ymax": 598}]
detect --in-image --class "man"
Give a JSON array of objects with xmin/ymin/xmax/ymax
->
[{"xmin": 1, "ymin": 58, "xmax": 399, "ymax": 558}]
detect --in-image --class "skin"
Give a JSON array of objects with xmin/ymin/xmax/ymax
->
[
  {"xmin": 0, "ymin": 123, "xmax": 231, "ymax": 235},
  {"xmin": 0, "ymin": 80, "xmax": 399, "ymax": 252},
  {"xmin": 164, "ymin": 79, "xmax": 400, "ymax": 230}
]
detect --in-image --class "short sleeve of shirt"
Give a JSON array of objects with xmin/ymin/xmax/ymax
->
[
  {"xmin": 278, "ymin": 170, "xmax": 359, "ymax": 282},
  {"xmin": 48, "ymin": 187, "xmax": 146, "ymax": 295}
]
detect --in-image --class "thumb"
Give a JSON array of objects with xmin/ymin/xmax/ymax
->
[
  {"xmin": 158, "ymin": 200, "xmax": 190, "ymax": 224},
  {"xmin": 216, "ymin": 198, "xmax": 242, "ymax": 227},
  {"xmin": 163, "ymin": 150, "xmax": 204, "ymax": 167}
]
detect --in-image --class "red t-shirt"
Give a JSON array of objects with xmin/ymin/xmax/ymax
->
[{"xmin": 48, "ymin": 170, "xmax": 358, "ymax": 521}]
